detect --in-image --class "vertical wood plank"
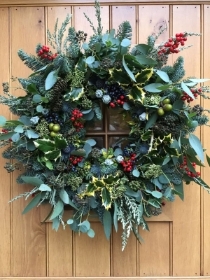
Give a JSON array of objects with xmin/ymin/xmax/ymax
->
[
  {"xmin": 111, "ymin": 5, "xmax": 136, "ymax": 44},
  {"xmin": 47, "ymin": 6, "xmax": 71, "ymax": 44},
  {"xmin": 172, "ymin": 6, "xmax": 201, "ymax": 276},
  {"xmin": 74, "ymin": 222, "xmax": 110, "ymax": 277},
  {"xmin": 73, "ymin": 5, "xmax": 109, "ymax": 38},
  {"xmin": 203, "ymin": 4, "xmax": 210, "ymax": 277},
  {"xmin": 47, "ymin": 224, "xmax": 73, "ymax": 276},
  {"xmin": 139, "ymin": 5, "xmax": 169, "ymax": 44},
  {"xmin": 111, "ymin": 227, "xmax": 137, "ymax": 276},
  {"xmin": 139, "ymin": 222, "xmax": 170, "ymax": 276},
  {"xmin": 10, "ymin": 7, "xmax": 46, "ymax": 276},
  {"xmin": 0, "ymin": 7, "xmax": 11, "ymax": 276}
]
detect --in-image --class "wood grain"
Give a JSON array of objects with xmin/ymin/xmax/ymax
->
[
  {"xmin": 10, "ymin": 7, "xmax": 46, "ymax": 276},
  {"xmin": 0, "ymin": 7, "xmax": 11, "ymax": 276}
]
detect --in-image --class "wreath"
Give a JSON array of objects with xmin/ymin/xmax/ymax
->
[{"xmin": 1, "ymin": 1, "xmax": 210, "ymax": 250}]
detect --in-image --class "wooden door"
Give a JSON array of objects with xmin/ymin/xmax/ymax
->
[{"xmin": 0, "ymin": 1, "xmax": 210, "ymax": 279}]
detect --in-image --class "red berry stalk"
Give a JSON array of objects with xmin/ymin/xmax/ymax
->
[
  {"xmin": 179, "ymin": 156, "xmax": 200, "ymax": 178},
  {"xmin": 120, "ymin": 153, "xmax": 136, "ymax": 172},
  {"xmin": 181, "ymin": 88, "xmax": 201, "ymax": 103},
  {"xmin": 69, "ymin": 155, "xmax": 83, "ymax": 165},
  {"xmin": 37, "ymin": 45, "xmax": 57, "ymax": 61},
  {"xmin": 70, "ymin": 109, "xmax": 84, "ymax": 131},
  {"xmin": 158, "ymin": 32, "xmax": 187, "ymax": 55}
]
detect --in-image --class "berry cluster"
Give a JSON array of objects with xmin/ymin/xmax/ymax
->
[
  {"xmin": 69, "ymin": 155, "xmax": 83, "ymax": 165},
  {"xmin": 45, "ymin": 113, "xmax": 63, "ymax": 126},
  {"xmin": 181, "ymin": 88, "xmax": 201, "ymax": 103},
  {"xmin": 1, "ymin": 129, "xmax": 8, "ymax": 133},
  {"xmin": 70, "ymin": 109, "xmax": 84, "ymax": 130},
  {"xmin": 158, "ymin": 33, "xmax": 187, "ymax": 55},
  {"xmin": 180, "ymin": 156, "xmax": 200, "ymax": 178},
  {"xmin": 120, "ymin": 153, "xmax": 136, "ymax": 172},
  {"xmin": 37, "ymin": 45, "xmax": 57, "ymax": 61},
  {"xmin": 106, "ymin": 84, "xmax": 126, "ymax": 108}
]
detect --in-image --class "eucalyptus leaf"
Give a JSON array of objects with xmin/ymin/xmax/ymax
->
[
  {"xmin": 132, "ymin": 169, "xmax": 140, "ymax": 177},
  {"xmin": 189, "ymin": 134, "xmax": 204, "ymax": 163},
  {"xmin": 22, "ymin": 193, "xmax": 42, "ymax": 214},
  {"xmin": 14, "ymin": 125, "xmax": 24, "ymax": 133},
  {"xmin": 0, "ymin": 132, "xmax": 14, "ymax": 141},
  {"xmin": 36, "ymin": 105, "xmax": 44, "ymax": 113},
  {"xmin": 86, "ymin": 139, "xmax": 96, "ymax": 146},
  {"xmin": 33, "ymin": 94, "xmax": 42, "ymax": 103},
  {"xmin": 0, "ymin": 116, "xmax": 6, "ymax": 126},
  {"xmin": 181, "ymin": 82, "xmax": 195, "ymax": 99},
  {"xmin": 50, "ymin": 200, "xmax": 64, "ymax": 220},
  {"xmin": 87, "ymin": 228, "xmax": 95, "ymax": 238},
  {"xmin": 121, "ymin": 38, "xmax": 131, "ymax": 47},
  {"xmin": 151, "ymin": 190, "xmax": 163, "ymax": 198},
  {"xmin": 103, "ymin": 210, "xmax": 112, "ymax": 240},
  {"xmin": 45, "ymin": 69, "xmax": 59, "ymax": 90},
  {"xmin": 86, "ymin": 56, "xmax": 95, "ymax": 65},
  {"xmin": 113, "ymin": 202, "xmax": 118, "ymax": 232},
  {"xmin": 155, "ymin": 69, "xmax": 170, "ymax": 82},
  {"xmin": 144, "ymin": 83, "xmax": 163, "ymax": 93},
  {"xmin": 11, "ymin": 133, "xmax": 20, "ymax": 142},
  {"xmin": 59, "ymin": 189, "xmax": 70, "ymax": 204},
  {"xmin": 39, "ymin": 184, "xmax": 51, "ymax": 192},
  {"xmin": 21, "ymin": 176, "xmax": 44, "ymax": 186}
]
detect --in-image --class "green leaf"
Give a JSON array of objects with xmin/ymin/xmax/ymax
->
[
  {"xmin": 172, "ymin": 100, "xmax": 184, "ymax": 110},
  {"xmin": 135, "ymin": 54, "xmax": 156, "ymax": 66},
  {"xmin": 129, "ymin": 85, "xmax": 145, "ymax": 102},
  {"xmin": 54, "ymin": 137, "xmax": 67, "ymax": 149},
  {"xmin": 0, "ymin": 131, "xmax": 14, "ymax": 140},
  {"xmin": 152, "ymin": 190, "xmax": 163, "ymax": 198},
  {"xmin": 45, "ymin": 149, "xmax": 61, "ymax": 160},
  {"xmin": 21, "ymin": 176, "xmax": 43, "ymax": 186},
  {"xmin": 181, "ymin": 82, "xmax": 195, "ymax": 100},
  {"xmin": 158, "ymin": 174, "xmax": 170, "ymax": 184},
  {"xmin": 87, "ymin": 228, "xmax": 95, "ymax": 238},
  {"xmin": 86, "ymin": 56, "xmax": 95, "ymax": 65},
  {"xmin": 50, "ymin": 200, "xmax": 64, "ymax": 220},
  {"xmin": 103, "ymin": 210, "xmax": 112, "ymax": 240},
  {"xmin": 155, "ymin": 69, "xmax": 170, "ymax": 83},
  {"xmin": 189, "ymin": 134, "xmax": 204, "ymax": 163},
  {"xmin": 22, "ymin": 192, "xmax": 42, "ymax": 214},
  {"xmin": 122, "ymin": 55, "xmax": 136, "ymax": 82},
  {"xmin": 144, "ymin": 83, "xmax": 163, "ymax": 93},
  {"xmin": 39, "ymin": 184, "xmax": 51, "ymax": 191},
  {"xmin": 109, "ymin": 68, "xmax": 130, "ymax": 85},
  {"xmin": 101, "ymin": 188, "xmax": 111, "ymax": 210},
  {"xmin": 113, "ymin": 202, "xmax": 118, "ymax": 232},
  {"xmin": 174, "ymin": 182, "xmax": 184, "ymax": 200},
  {"xmin": 45, "ymin": 69, "xmax": 59, "ymax": 91},
  {"xmin": 59, "ymin": 189, "xmax": 70, "ymax": 204},
  {"xmin": 46, "ymin": 160, "xmax": 53, "ymax": 170},
  {"xmin": 134, "ymin": 44, "xmax": 151, "ymax": 55},
  {"xmin": 206, "ymin": 154, "xmax": 210, "ymax": 167},
  {"xmin": 145, "ymin": 113, "xmax": 157, "ymax": 130},
  {"xmin": 121, "ymin": 38, "xmax": 131, "ymax": 47},
  {"xmin": 0, "ymin": 116, "xmax": 6, "ymax": 126},
  {"xmin": 148, "ymin": 199, "xmax": 161, "ymax": 208},
  {"xmin": 71, "ymin": 148, "xmax": 86, "ymax": 157},
  {"xmin": 27, "ymin": 83, "xmax": 38, "ymax": 93},
  {"xmin": 33, "ymin": 94, "xmax": 42, "ymax": 103}
]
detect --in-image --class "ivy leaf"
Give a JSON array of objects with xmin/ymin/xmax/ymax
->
[
  {"xmin": 103, "ymin": 210, "xmax": 112, "ymax": 240},
  {"xmin": 50, "ymin": 200, "xmax": 64, "ymax": 220},
  {"xmin": 122, "ymin": 55, "xmax": 136, "ymax": 82},
  {"xmin": 189, "ymin": 134, "xmax": 204, "ymax": 163},
  {"xmin": 45, "ymin": 69, "xmax": 59, "ymax": 90},
  {"xmin": 22, "ymin": 192, "xmax": 42, "ymax": 214},
  {"xmin": 101, "ymin": 188, "xmax": 111, "ymax": 210}
]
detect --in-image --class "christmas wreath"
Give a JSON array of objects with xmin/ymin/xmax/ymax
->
[{"xmin": 1, "ymin": 1, "xmax": 210, "ymax": 250}]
